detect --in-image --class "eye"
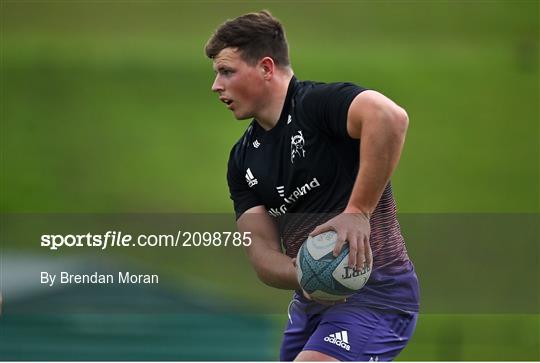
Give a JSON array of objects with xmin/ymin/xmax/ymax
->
[{"xmin": 220, "ymin": 69, "xmax": 234, "ymax": 76}]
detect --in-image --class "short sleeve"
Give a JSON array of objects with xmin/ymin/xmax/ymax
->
[
  {"xmin": 302, "ymin": 82, "xmax": 367, "ymax": 139},
  {"xmin": 227, "ymin": 145, "xmax": 262, "ymax": 219}
]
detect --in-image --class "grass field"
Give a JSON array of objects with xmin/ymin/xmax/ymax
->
[
  {"xmin": 2, "ymin": 1, "xmax": 538, "ymax": 213},
  {"xmin": 1, "ymin": 1, "xmax": 539, "ymax": 360}
]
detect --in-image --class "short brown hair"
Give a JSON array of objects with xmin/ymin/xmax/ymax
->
[{"xmin": 205, "ymin": 10, "xmax": 290, "ymax": 67}]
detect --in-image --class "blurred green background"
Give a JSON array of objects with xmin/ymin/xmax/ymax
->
[{"xmin": 1, "ymin": 0, "xmax": 538, "ymax": 361}]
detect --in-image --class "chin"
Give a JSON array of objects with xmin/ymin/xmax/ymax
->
[{"xmin": 233, "ymin": 111, "xmax": 253, "ymax": 120}]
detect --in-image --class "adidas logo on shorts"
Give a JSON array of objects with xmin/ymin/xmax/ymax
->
[{"xmin": 323, "ymin": 330, "xmax": 351, "ymax": 351}]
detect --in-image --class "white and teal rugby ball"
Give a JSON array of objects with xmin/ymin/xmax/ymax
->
[{"xmin": 296, "ymin": 231, "xmax": 372, "ymax": 301}]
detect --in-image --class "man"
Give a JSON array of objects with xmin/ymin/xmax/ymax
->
[{"xmin": 205, "ymin": 10, "xmax": 419, "ymax": 361}]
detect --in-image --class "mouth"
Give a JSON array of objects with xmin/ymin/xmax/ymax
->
[{"xmin": 220, "ymin": 97, "xmax": 234, "ymax": 109}]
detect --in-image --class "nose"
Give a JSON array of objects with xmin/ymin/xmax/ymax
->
[{"xmin": 211, "ymin": 75, "xmax": 223, "ymax": 93}]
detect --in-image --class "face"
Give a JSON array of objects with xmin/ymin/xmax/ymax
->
[{"xmin": 211, "ymin": 47, "xmax": 267, "ymax": 120}]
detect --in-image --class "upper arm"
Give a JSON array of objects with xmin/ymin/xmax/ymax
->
[
  {"xmin": 302, "ymin": 82, "xmax": 367, "ymax": 140},
  {"xmin": 227, "ymin": 146, "xmax": 262, "ymax": 219},
  {"xmin": 346, "ymin": 90, "xmax": 409, "ymax": 139}
]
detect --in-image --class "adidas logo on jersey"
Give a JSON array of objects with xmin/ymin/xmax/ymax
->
[
  {"xmin": 276, "ymin": 185, "xmax": 285, "ymax": 197},
  {"xmin": 287, "ymin": 114, "xmax": 292, "ymax": 124},
  {"xmin": 245, "ymin": 168, "xmax": 258, "ymax": 187},
  {"xmin": 253, "ymin": 140, "xmax": 261, "ymax": 148},
  {"xmin": 324, "ymin": 331, "xmax": 351, "ymax": 351}
]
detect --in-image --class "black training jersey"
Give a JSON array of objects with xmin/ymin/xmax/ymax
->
[{"xmin": 227, "ymin": 76, "xmax": 409, "ymax": 269}]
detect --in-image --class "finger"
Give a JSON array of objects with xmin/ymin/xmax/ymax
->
[
  {"xmin": 356, "ymin": 234, "xmax": 366, "ymax": 271},
  {"xmin": 332, "ymin": 232, "xmax": 347, "ymax": 257},
  {"xmin": 309, "ymin": 223, "xmax": 333, "ymax": 237},
  {"xmin": 347, "ymin": 236, "xmax": 358, "ymax": 269},
  {"xmin": 364, "ymin": 237, "xmax": 373, "ymax": 270}
]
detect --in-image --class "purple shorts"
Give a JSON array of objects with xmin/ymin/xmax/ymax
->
[{"xmin": 280, "ymin": 262, "xmax": 419, "ymax": 361}]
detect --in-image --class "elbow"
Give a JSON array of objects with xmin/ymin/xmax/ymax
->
[
  {"xmin": 256, "ymin": 270, "xmax": 279, "ymax": 289},
  {"xmin": 253, "ymin": 266, "xmax": 274, "ymax": 287},
  {"xmin": 255, "ymin": 269, "xmax": 270, "ymax": 285}
]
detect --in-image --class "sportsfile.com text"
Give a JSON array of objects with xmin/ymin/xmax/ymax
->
[{"xmin": 40, "ymin": 231, "xmax": 252, "ymax": 251}]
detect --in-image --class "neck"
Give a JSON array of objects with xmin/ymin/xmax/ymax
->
[{"xmin": 255, "ymin": 70, "xmax": 294, "ymax": 131}]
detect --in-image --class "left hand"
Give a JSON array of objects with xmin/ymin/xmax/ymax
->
[{"xmin": 309, "ymin": 211, "xmax": 373, "ymax": 271}]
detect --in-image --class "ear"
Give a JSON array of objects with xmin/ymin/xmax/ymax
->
[{"xmin": 259, "ymin": 57, "xmax": 275, "ymax": 80}]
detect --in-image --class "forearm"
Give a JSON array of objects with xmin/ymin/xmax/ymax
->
[
  {"xmin": 246, "ymin": 246, "xmax": 299, "ymax": 290},
  {"xmin": 237, "ymin": 208, "xmax": 300, "ymax": 290},
  {"xmin": 346, "ymin": 104, "xmax": 408, "ymax": 215}
]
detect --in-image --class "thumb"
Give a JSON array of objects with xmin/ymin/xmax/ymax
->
[{"xmin": 309, "ymin": 223, "xmax": 332, "ymax": 237}]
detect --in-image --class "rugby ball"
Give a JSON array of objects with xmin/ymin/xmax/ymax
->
[{"xmin": 296, "ymin": 231, "xmax": 372, "ymax": 301}]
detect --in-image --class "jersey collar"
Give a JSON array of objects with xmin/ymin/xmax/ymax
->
[{"xmin": 253, "ymin": 75, "xmax": 298, "ymax": 141}]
